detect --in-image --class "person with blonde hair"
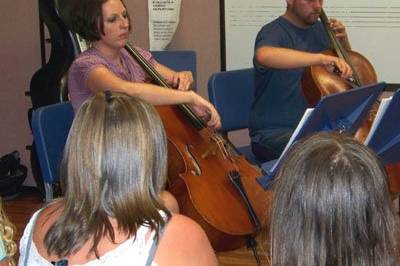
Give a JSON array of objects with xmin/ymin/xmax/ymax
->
[
  {"xmin": 19, "ymin": 92, "xmax": 217, "ymax": 265},
  {"xmin": 270, "ymin": 132, "xmax": 399, "ymax": 265},
  {"xmin": 0, "ymin": 200, "xmax": 16, "ymax": 266}
]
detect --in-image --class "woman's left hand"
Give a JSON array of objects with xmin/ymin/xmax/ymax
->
[{"xmin": 171, "ymin": 71, "xmax": 194, "ymax": 91}]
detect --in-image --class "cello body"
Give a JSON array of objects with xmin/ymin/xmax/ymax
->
[
  {"xmin": 301, "ymin": 9, "xmax": 378, "ymax": 142},
  {"xmin": 160, "ymin": 105, "xmax": 272, "ymax": 251},
  {"xmin": 301, "ymin": 8, "xmax": 378, "ymax": 108},
  {"xmin": 302, "ymin": 50, "xmax": 377, "ymax": 107},
  {"xmin": 124, "ymin": 45, "xmax": 272, "ymax": 251}
]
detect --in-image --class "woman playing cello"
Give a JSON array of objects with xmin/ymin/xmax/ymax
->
[{"xmin": 63, "ymin": 0, "xmax": 221, "ymax": 131}]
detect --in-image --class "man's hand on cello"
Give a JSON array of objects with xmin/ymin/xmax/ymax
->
[
  {"xmin": 328, "ymin": 18, "xmax": 351, "ymax": 50},
  {"xmin": 319, "ymin": 54, "xmax": 353, "ymax": 80}
]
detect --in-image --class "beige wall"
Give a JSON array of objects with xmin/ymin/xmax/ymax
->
[
  {"xmin": 126, "ymin": 0, "xmax": 221, "ymax": 91},
  {"xmin": 0, "ymin": 0, "xmax": 221, "ymax": 186}
]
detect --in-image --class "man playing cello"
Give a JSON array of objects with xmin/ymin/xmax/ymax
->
[{"xmin": 249, "ymin": 0, "xmax": 353, "ymax": 162}]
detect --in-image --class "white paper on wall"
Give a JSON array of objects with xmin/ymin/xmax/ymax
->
[{"xmin": 148, "ymin": 0, "xmax": 181, "ymax": 51}]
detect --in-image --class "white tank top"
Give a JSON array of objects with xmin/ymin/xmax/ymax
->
[{"xmin": 18, "ymin": 209, "xmax": 164, "ymax": 266}]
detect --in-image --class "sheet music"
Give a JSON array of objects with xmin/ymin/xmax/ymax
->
[
  {"xmin": 269, "ymin": 108, "xmax": 314, "ymax": 173},
  {"xmin": 364, "ymin": 96, "xmax": 393, "ymax": 145}
]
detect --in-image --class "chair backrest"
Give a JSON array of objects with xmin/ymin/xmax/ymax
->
[
  {"xmin": 31, "ymin": 102, "xmax": 74, "ymax": 184},
  {"xmin": 151, "ymin": 50, "xmax": 197, "ymax": 89},
  {"xmin": 208, "ymin": 68, "xmax": 255, "ymax": 132}
]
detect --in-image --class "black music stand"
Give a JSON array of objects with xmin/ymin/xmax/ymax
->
[
  {"xmin": 365, "ymin": 89, "xmax": 400, "ymax": 164},
  {"xmin": 257, "ymin": 82, "xmax": 386, "ymax": 189}
]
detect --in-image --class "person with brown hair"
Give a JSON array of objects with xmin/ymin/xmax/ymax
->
[
  {"xmin": 0, "ymin": 200, "xmax": 16, "ymax": 266},
  {"xmin": 249, "ymin": 0, "xmax": 352, "ymax": 162},
  {"xmin": 19, "ymin": 92, "xmax": 217, "ymax": 265},
  {"xmin": 270, "ymin": 132, "xmax": 399, "ymax": 265},
  {"xmin": 64, "ymin": 0, "xmax": 221, "ymax": 129}
]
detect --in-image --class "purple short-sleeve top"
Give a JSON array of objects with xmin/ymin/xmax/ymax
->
[{"xmin": 68, "ymin": 46, "xmax": 155, "ymax": 111}]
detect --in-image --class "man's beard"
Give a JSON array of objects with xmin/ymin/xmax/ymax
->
[{"xmin": 303, "ymin": 12, "xmax": 320, "ymax": 25}]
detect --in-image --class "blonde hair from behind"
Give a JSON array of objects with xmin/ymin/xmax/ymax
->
[{"xmin": 0, "ymin": 200, "xmax": 16, "ymax": 266}]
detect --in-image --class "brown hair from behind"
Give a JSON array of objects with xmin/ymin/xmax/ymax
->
[
  {"xmin": 44, "ymin": 92, "xmax": 171, "ymax": 258},
  {"xmin": 270, "ymin": 132, "xmax": 399, "ymax": 265}
]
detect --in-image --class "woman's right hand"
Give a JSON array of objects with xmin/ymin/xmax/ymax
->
[{"xmin": 189, "ymin": 91, "xmax": 221, "ymax": 129}]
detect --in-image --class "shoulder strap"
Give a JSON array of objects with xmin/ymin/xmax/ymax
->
[
  {"xmin": 22, "ymin": 209, "xmax": 43, "ymax": 266},
  {"xmin": 144, "ymin": 222, "xmax": 168, "ymax": 266}
]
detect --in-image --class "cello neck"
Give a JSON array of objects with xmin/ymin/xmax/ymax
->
[
  {"xmin": 320, "ymin": 9, "xmax": 362, "ymax": 87},
  {"xmin": 320, "ymin": 9, "xmax": 346, "ymax": 60},
  {"xmin": 124, "ymin": 43, "xmax": 206, "ymax": 130}
]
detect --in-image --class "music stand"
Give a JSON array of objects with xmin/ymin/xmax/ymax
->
[
  {"xmin": 365, "ymin": 89, "xmax": 400, "ymax": 164},
  {"xmin": 257, "ymin": 82, "xmax": 386, "ymax": 189}
]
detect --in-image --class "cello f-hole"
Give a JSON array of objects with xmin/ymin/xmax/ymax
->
[{"xmin": 185, "ymin": 145, "xmax": 202, "ymax": 176}]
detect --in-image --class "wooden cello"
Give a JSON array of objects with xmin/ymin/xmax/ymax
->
[
  {"xmin": 302, "ymin": 8, "xmax": 378, "ymax": 141},
  {"xmin": 301, "ymin": 9, "xmax": 400, "ymax": 194},
  {"xmin": 124, "ymin": 44, "xmax": 273, "ymax": 252},
  {"xmin": 302, "ymin": 8, "xmax": 377, "ymax": 107}
]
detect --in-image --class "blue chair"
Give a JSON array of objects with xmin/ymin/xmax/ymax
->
[
  {"xmin": 208, "ymin": 68, "xmax": 261, "ymax": 165},
  {"xmin": 152, "ymin": 50, "xmax": 197, "ymax": 89},
  {"xmin": 31, "ymin": 101, "xmax": 74, "ymax": 201}
]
